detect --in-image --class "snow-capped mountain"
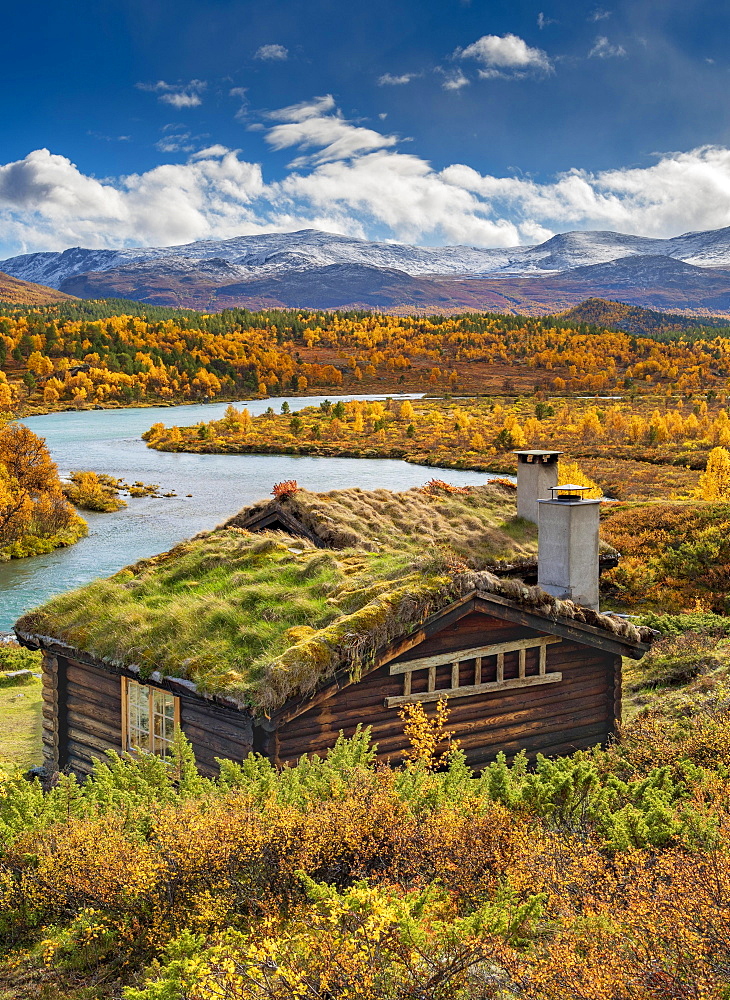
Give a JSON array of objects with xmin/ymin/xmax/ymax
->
[
  {"xmin": 495, "ymin": 231, "xmax": 669, "ymax": 274},
  {"xmin": 0, "ymin": 229, "xmax": 529, "ymax": 289},
  {"xmin": 7, "ymin": 225, "xmax": 730, "ymax": 316},
  {"xmin": 6, "ymin": 225, "xmax": 730, "ymax": 292}
]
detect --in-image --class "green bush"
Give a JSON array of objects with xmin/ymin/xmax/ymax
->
[
  {"xmin": 0, "ymin": 644, "xmax": 41, "ymax": 681},
  {"xmin": 638, "ymin": 610, "xmax": 730, "ymax": 636}
]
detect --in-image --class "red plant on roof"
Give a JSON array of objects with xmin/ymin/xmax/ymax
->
[
  {"xmin": 272, "ymin": 480, "xmax": 300, "ymax": 499},
  {"xmin": 420, "ymin": 479, "xmax": 472, "ymax": 496},
  {"xmin": 434, "ymin": 541, "xmax": 469, "ymax": 572}
]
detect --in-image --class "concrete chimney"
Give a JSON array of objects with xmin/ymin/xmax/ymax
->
[
  {"xmin": 513, "ymin": 450, "xmax": 562, "ymax": 524},
  {"xmin": 537, "ymin": 485, "xmax": 601, "ymax": 610}
]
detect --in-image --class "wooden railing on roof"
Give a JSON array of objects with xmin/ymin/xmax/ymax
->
[{"xmin": 385, "ymin": 636, "xmax": 562, "ymax": 708}]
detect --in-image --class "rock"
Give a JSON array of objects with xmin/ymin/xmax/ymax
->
[{"xmin": 0, "ymin": 668, "xmax": 34, "ymax": 686}]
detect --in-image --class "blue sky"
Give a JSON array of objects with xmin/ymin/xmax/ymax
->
[{"xmin": 2, "ymin": 0, "xmax": 730, "ymax": 257}]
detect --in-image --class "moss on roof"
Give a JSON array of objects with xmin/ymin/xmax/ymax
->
[
  {"xmin": 228, "ymin": 481, "xmax": 538, "ymax": 567},
  {"xmin": 16, "ymin": 503, "xmax": 653, "ymax": 713},
  {"xmin": 17, "ymin": 530, "xmax": 462, "ymax": 710}
]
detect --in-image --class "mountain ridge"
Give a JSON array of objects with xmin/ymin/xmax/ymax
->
[
  {"xmin": 8, "ymin": 225, "xmax": 730, "ymax": 315},
  {"xmin": 8, "ymin": 224, "xmax": 730, "ymax": 291},
  {"xmin": 51, "ymin": 255, "xmax": 730, "ymax": 317}
]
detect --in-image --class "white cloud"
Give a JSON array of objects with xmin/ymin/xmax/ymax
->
[
  {"xmin": 191, "ymin": 145, "xmax": 230, "ymax": 159},
  {"xmin": 229, "ymin": 87, "xmax": 249, "ymax": 123},
  {"xmin": 457, "ymin": 34, "xmax": 553, "ymax": 76},
  {"xmin": 266, "ymin": 117, "xmax": 397, "ymax": 168},
  {"xmin": 378, "ymin": 72, "xmax": 417, "ymax": 85},
  {"xmin": 263, "ymin": 97, "xmax": 397, "ymax": 168},
  {"xmin": 537, "ymin": 12, "xmax": 556, "ymax": 29},
  {"xmin": 137, "ymin": 80, "xmax": 206, "ymax": 108},
  {"xmin": 268, "ymin": 95, "xmax": 336, "ymax": 123},
  {"xmin": 0, "ymin": 147, "xmax": 265, "ymax": 251},
  {"xmin": 255, "ymin": 43, "xmax": 288, "ymax": 61},
  {"xmin": 440, "ymin": 68, "xmax": 470, "ymax": 91},
  {"xmin": 590, "ymin": 7, "xmax": 611, "ymax": 20},
  {"xmin": 589, "ymin": 36, "xmax": 627, "ymax": 58},
  {"xmin": 5, "ymin": 101, "xmax": 730, "ymax": 258},
  {"xmin": 155, "ymin": 130, "xmax": 195, "ymax": 153}
]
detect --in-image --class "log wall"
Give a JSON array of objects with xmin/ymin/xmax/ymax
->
[
  {"xmin": 39, "ymin": 605, "xmax": 624, "ymax": 778},
  {"xmin": 42, "ymin": 654, "xmax": 255, "ymax": 778},
  {"xmin": 276, "ymin": 611, "xmax": 620, "ymax": 769},
  {"xmin": 40, "ymin": 651, "xmax": 66, "ymax": 772},
  {"xmin": 178, "ymin": 698, "xmax": 254, "ymax": 776}
]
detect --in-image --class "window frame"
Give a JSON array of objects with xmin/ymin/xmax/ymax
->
[{"xmin": 121, "ymin": 677, "xmax": 180, "ymax": 759}]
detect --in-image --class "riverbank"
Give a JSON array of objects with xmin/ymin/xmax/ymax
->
[{"xmin": 143, "ymin": 395, "xmax": 707, "ymax": 501}]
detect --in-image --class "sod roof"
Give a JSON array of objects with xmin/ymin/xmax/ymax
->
[
  {"xmin": 16, "ymin": 484, "xmax": 652, "ymax": 713},
  {"xmin": 228, "ymin": 481, "xmax": 537, "ymax": 567}
]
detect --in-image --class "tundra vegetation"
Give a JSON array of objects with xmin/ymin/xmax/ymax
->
[{"xmin": 2, "ymin": 661, "xmax": 730, "ymax": 998}]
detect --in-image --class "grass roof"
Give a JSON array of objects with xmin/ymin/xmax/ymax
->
[
  {"xmin": 17, "ymin": 492, "xmax": 653, "ymax": 713},
  {"xmin": 228, "ymin": 481, "xmax": 538, "ymax": 568}
]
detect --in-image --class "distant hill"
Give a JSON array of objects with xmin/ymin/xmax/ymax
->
[
  {"xmin": 9, "ymin": 226, "xmax": 730, "ymax": 315},
  {"xmin": 50, "ymin": 254, "xmax": 730, "ymax": 317},
  {"xmin": 59, "ymin": 260, "xmax": 509, "ymax": 313},
  {"xmin": 558, "ymin": 298, "xmax": 730, "ymax": 336},
  {"xmin": 0, "ymin": 271, "xmax": 76, "ymax": 306}
]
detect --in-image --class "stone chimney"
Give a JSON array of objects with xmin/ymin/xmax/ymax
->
[
  {"xmin": 537, "ymin": 485, "xmax": 601, "ymax": 610},
  {"xmin": 513, "ymin": 450, "xmax": 562, "ymax": 524}
]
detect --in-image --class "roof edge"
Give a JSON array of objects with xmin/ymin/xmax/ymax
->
[
  {"xmin": 14, "ymin": 630, "xmax": 253, "ymax": 716},
  {"xmin": 472, "ymin": 591, "xmax": 654, "ymax": 658}
]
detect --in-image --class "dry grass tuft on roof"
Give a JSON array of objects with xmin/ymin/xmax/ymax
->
[{"xmin": 228, "ymin": 481, "xmax": 538, "ymax": 568}]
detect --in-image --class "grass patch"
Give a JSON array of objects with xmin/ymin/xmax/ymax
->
[
  {"xmin": 622, "ymin": 615, "xmax": 730, "ymax": 722},
  {"xmin": 17, "ymin": 530, "xmax": 452, "ymax": 711},
  {"xmin": 0, "ymin": 645, "xmax": 42, "ymax": 675},
  {"xmin": 0, "ymin": 675, "xmax": 42, "ymax": 773}
]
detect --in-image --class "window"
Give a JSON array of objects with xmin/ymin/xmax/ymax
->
[{"xmin": 122, "ymin": 678, "xmax": 179, "ymax": 758}]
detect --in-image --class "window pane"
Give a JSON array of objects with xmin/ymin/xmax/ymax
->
[
  {"xmin": 151, "ymin": 688, "xmax": 177, "ymax": 757},
  {"xmin": 127, "ymin": 680, "xmax": 151, "ymax": 752},
  {"xmin": 126, "ymin": 679, "xmax": 177, "ymax": 758},
  {"xmin": 130, "ymin": 728, "xmax": 150, "ymax": 753}
]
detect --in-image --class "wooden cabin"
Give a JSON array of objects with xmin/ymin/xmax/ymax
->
[
  {"xmin": 15, "ymin": 482, "xmax": 653, "ymax": 778},
  {"xmin": 17, "ymin": 588, "xmax": 651, "ymax": 777}
]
